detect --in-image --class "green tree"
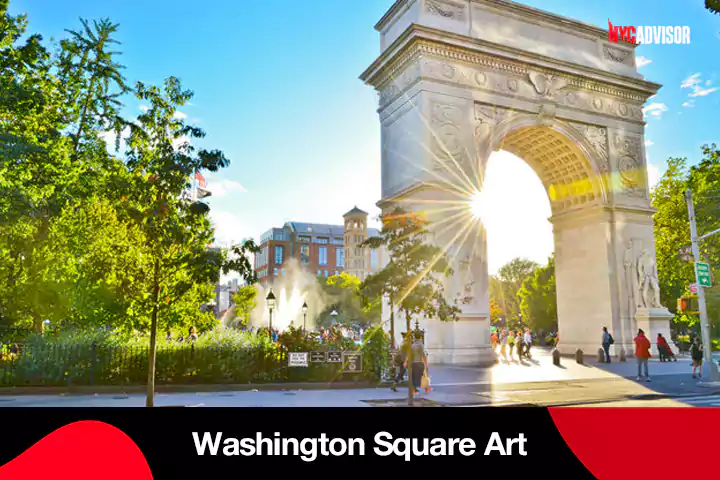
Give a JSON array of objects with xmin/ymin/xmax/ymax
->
[
  {"xmin": 361, "ymin": 208, "xmax": 461, "ymax": 405},
  {"xmin": 707, "ymin": 0, "xmax": 720, "ymax": 15},
  {"xmin": 318, "ymin": 272, "xmax": 379, "ymax": 329},
  {"xmin": 518, "ymin": 256, "xmax": 557, "ymax": 332},
  {"xmin": 118, "ymin": 77, "xmax": 257, "ymax": 406},
  {"xmin": 494, "ymin": 257, "xmax": 539, "ymax": 326},
  {"xmin": 652, "ymin": 145, "xmax": 720, "ymax": 336},
  {"xmin": 232, "ymin": 284, "xmax": 258, "ymax": 328}
]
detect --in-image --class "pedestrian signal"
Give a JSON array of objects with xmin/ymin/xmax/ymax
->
[{"xmin": 677, "ymin": 295, "xmax": 699, "ymax": 314}]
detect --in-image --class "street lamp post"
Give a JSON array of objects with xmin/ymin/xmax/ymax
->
[
  {"xmin": 302, "ymin": 301, "xmax": 308, "ymax": 331},
  {"xmin": 331, "ymin": 309, "xmax": 338, "ymax": 325},
  {"xmin": 266, "ymin": 289, "xmax": 276, "ymax": 337}
]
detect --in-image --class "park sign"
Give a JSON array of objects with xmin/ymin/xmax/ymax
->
[
  {"xmin": 695, "ymin": 262, "xmax": 712, "ymax": 287},
  {"xmin": 310, "ymin": 351, "xmax": 326, "ymax": 363},
  {"xmin": 327, "ymin": 351, "xmax": 342, "ymax": 363},
  {"xmin": 288, "ymin": 352, "xmax": 308, "ymax": 367},
  {"xmin": 342, "ymin": 353, "xmax": 362, "ymax": 373}
]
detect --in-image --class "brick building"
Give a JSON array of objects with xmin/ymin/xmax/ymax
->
[{"xmin": 254, "ymin": 207, "xmax": 386, "ymax": 284}]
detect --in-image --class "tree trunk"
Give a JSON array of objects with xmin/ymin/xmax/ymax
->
[
  {"xmin": 32, "ymin": 312, "xmax": 43, "ymax": 334},
  {"xmin": 146, "ymin": 259, "xmax": 160, "ymax": 408},
  {"xmin": 406, "ymin": 311, "xmax": 413, "ymax": 406}
]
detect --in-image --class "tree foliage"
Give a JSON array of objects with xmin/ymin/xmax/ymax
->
[
  {"xmin": 518, "ymin": 256, "xmax": 557, "ymax": 332},
  {"xmin": 0, "ymin": 3, "xmax": 257, "ymax": 341},
  {"xmin": 491, "ymin": 257, "xmax": 539, "ymax": 324},
  {"xmin": 232, "ymin": 285, "xmax": 258, "ymax": 329},
  {"xmin": 652, "ymin": 145, "xmax": 720, "ymax": 335}
]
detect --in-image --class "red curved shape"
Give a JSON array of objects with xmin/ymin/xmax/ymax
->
[
  {"xmin": 549, "ymin": 408, "xmax": 720, "ymax": 479},
  {"xmin": 0, "ymin": 421, "xmax": 152, "ymax": 479}
]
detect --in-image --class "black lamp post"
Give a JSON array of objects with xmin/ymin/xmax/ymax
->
[
  {"xmin": 266, "ymin": 289, "xmax": 276, "ymax": 335},
  {"xmin": 302, "ymin": 301, "xmax": 308, "ymax": 331},
  {"xmin": 330, "ymin": 309, "xmax": 338, "ymax": 325}
]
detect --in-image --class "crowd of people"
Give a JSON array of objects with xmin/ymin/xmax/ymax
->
[
  {"xmin": 490, "ymin": 328, "xmax": 535, "ymax": 362},
  {"xmin": 602, "ymin": 327, "xmax": 708, "ymax": 382}
]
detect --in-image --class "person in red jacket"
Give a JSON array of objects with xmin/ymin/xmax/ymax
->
[{"xmin": 634, "ymin": 329, "xmax": 652, "ymax": 382}]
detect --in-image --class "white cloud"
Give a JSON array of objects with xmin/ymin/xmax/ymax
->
[
  {"xmin": 139, "ymin": 105, "xmax": 149, "ymax": 112},
  {"xmin": 683, "ymin": 100, "xmax": 695, "ymax": 108},
  {"xmin": 171, "ymin": 135, "xmax": 191, "ymax": 151},
  {"xmin": 98, "ymin": 126, "xmax": 131, "ymax": 152},
  {"xmin": 643, "ymin": 102, "xmax": 667, "ymax": 118},
  {"xmin": 173, "ymin": 111, "xmax": 187, "ymax": 120},
  {"xmin": 647, "ymin": 163, "xmax": 661, "ymax": 190},
  {"xmin": 681, "ymin": 73, "xmax": 702, "ymax": 89},
  {"xmin": 636, "ymin": 56, "xmax": 652, "ymax": 67},
  {"xmin": 645, "ymin": 140, "xmax": 654, "ymax": 147},
  {"xmin": 681, "ymin": 73, "xmax": 718, "ymax": 98},
  {"xmin": 207, "ymin": 179, "xmax": 248, "ymax": 197},
  {"xmin": 689, "ymin": 86, "xmax": 718, "ymax": 97},
  {"xmin": 209, "ymin": 210, "xmax": 251, "ymax": 246}
]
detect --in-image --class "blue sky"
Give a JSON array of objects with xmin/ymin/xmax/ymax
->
[{"xmin": 9, "ymin": 0, "xmax": 720, "ymax": 272}]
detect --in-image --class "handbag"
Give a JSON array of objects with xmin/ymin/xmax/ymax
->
[{"xmin": 421, "ymin": 369, "xmax": 431, "ymax": 389}]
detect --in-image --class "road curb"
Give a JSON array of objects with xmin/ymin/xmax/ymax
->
[{"xmin": 0, "ymin": 381, "xmax": 391, "ymax": 396}]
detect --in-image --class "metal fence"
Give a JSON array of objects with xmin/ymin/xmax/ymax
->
[{"xmin": 0, "ymin": 342, "xmax": 380, "ymax": 387}]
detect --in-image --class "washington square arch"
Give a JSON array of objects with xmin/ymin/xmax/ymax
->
[{"xmin": 360, "ymin": 0, "xmax": 676, "ymax": 365}]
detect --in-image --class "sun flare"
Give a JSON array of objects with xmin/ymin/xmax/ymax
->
[{"xmin": 470, "ymin": 189, "xmax": 490, "ymax": 222}]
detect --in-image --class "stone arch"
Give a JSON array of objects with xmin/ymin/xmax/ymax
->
[
  {"xmin": 486, "ymin": 116, "xmax": 609, "ymax": 215},
  {"xmin": 363, "ymin": 0, "xmax": 673, "ymax": 364}
]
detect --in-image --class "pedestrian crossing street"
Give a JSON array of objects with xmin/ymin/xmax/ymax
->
[{"xmin": 676, "ymin": 395, "xmax": 720, "ymax": 407}]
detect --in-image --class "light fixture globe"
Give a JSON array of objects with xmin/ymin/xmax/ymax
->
[{"xmin": 266, "ymin": 289, "xmax": 276, "ymax": 310}]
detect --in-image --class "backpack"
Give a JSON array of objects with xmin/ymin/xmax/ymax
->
[{"xmin": 609, "ymin": 334, "xmax": 614, "ymax": 345}]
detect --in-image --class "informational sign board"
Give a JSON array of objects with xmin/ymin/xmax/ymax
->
[
  {"xmin": 342, "ymin": 353, "xmax": 362, "ymax": 373},
  {"xmin": 327, "ymin": 351, "xmax": 342, "ymax": 363},
  {"xmin": 310, "ymin": 351, "xmax": 326, "ymax": 363},
  {"xmin": 288, "ymin": 352, "xmax": 308, "ymax": 367},
  {"xmin": 695, "ymin": 262, "xmax": 712, "ymax": 287}
]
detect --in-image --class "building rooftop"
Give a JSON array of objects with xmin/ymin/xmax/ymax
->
[
  {"xmin": 285, "ymin": 222, "xmax": 345, "ymax": 237},
  {"xmin": 344, "ymin": 206, "xmax": 368, "ymax": 217}
]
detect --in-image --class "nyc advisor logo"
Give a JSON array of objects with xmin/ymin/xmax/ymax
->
[{"xmin": 608, "ymin": 20, "xmax": 691, "ymax": 44}]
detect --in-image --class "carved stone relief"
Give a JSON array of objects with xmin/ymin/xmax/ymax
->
[
  {"xmin": 474, "ymin": 102, "xmax": 519, "ymax": 156},
  {"xmin": 425, "ymin": 0, "xmax": 466, "ymax": 20},
  {"xmin": 613, "ymin": 132, "xmax": 646, "ymax": 198},
  {"xmin": 528, "ymin": 71, "xmax": 568, "ymax": 100},
  {"xmin": 414, "ymin": 57, "xmax": 645, "ymax": 122},
  {"xmin": 603, "ymin": 45, "xmax": 633, "ymax": 67},
  {"xmin": 431, "ymin": 101, "xmax": 468, "ymax": 170},
  {"xmin": 568, "ymin": 122, "xmax": 609, "ymax": 174}
]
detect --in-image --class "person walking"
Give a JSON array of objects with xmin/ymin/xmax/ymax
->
[
  {"xmin": 690, "ymin": 337, "xmax": 703, "ymax": 380},
  {"xmin": 524, "ymin": 329, "xmax": 533, "ymax": 359},
  {"xmin": 491, "ymin": 330, "xmax": 499, "ymax": 353},
  {"xmin": 507, "ymin": 331, "xmax": 516, "ymax": 360},
  {"xmin": 601, "ymin": 327, "xmax": 613, "ymax": 363},
  {"xmin": 499, "ymin": 330, "xmax": 508, "ymax": 362},
  {"xmin": 391, "ymin": 335, "xmax": 411, "ymax": 392},
  {"xmin": 634, "ymin": 329, "xmax": 652, "ymax": 382},
  {"xmin": 656, "ymin": 333, "xmax": 676, "ymax": 362},
  {"xmin": 404, "ymin": 335, "xmax": 429, "ymax": 396}
]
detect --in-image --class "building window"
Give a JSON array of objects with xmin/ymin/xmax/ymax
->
[
  {"xmin": 282, "ymin": 268, "xmax": 286, "ymax": 276},
  {"xmin": 336, "ymin": 247, "xmax": 344, "ymax": 267},
  {"xmin": 299, "ymin": 235, "xmax": 310, "ymax": 243},
  {"xmin": 332, "ymin": 237, "xmax": 343, "ymax": 245},
  {"xmin": 335, "ymin": 270, "xmax": 339, "ymax": 276},
  {"xmin": 371, "ymin": 249, "xmax": 379, "ymax": 269},
  {"xmin": 319, "ymin": 246, "xmax": 328, "ymax": 266},
  {"xmin": 316, "ymin": 237, "xmax": 328, "ymax": 244},
  {"xmin": 317, "ymin": 270, "xmax": 322, "ymax": 276},
  {"xmin": 273, "ymin": 267, "xmax": 278, "ymax": 276},
  {"xmin": 275, "ymin": 246, "xmax": 284, "ymax": 265},
  {"xmin": 300, "ymin": 244, "xmax": 310, "ymax": 265},
  {"xmin": 324, "ymin": 270, "xmax": 329, "ymax": 277}
]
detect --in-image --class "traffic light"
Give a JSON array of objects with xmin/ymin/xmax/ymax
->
[{"xmin": 677, "ymin": 295, "xmax": 699, "ymax": 314}]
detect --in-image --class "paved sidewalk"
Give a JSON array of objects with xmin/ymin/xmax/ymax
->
[{"xmin": 1, "ymin": 349, "xmax": 717, "ymax": 407}]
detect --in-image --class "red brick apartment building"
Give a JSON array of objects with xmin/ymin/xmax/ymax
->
[{"xmin": 254, "ymin": 207, "xmax": 385, "ymax": 284}]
